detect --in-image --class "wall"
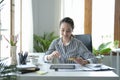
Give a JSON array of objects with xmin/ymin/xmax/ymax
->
[{"xmin": 32, "ymin": 0, "xmax": 61, "ymax": 36}]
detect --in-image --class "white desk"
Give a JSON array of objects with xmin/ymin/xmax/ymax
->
[
  {"xmin": 17, "ymin": 70, "xmax": 118, "ymax": 80},
  {"xmin": 17, "ymin": 63, "xmax": 119, "ymax": 80},
  {"xmin": 17, "ymin": 53, "xmax": 119, "ymax": 80}
]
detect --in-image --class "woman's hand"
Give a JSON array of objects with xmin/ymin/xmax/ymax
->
[
  {"xmin": 47, "ymin": 51, "xmax": 60, "ymax": 60},
  {"xmin": 74, "ymin": 57, "xmax": 89, "ymax": 65}
]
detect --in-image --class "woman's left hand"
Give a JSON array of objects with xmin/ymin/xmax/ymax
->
[{"xmin": 74, "ymin": 57, "xmax": 89, "ymax": 65}]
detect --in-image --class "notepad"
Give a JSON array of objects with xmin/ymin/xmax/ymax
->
[{"xmin": 36, "ymin": 71, "xmax": 48, "ymax": 75}]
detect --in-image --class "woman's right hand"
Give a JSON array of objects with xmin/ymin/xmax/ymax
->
[
  {"xmin": 47, "ymin": 51, "xmax": 60, "ymax": 60},
  {"xmin": 74, "ymin": 57, "xmax": 89, "ymax": 65},
  {"xmin": 51, "ymin": 51, "xmax": 61, "ymax": 58}
]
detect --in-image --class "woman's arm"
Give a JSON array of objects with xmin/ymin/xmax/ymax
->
[
  {"xmin": 44, "ymin": 39, "xmax": 56, "ymax": 62},
  {"xmin": 76, "ymin": 40, "xmax": 98, "ymax": 64},
  {"xmin": 44, "ymin": 39, "xmax": 61, "ymax": 63}
]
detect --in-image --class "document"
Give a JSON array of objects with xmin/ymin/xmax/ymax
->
[{"xmin": 84, "ymin": 64, "xmax": 114, "ymax": 71}]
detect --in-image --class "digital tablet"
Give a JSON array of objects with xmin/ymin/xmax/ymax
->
[{"xmin": 50, "ymin": 64, "xmax": 75, "ymax": 70}]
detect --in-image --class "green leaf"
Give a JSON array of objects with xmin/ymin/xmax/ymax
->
[
  {"xmin": 93, "ymin": 41, "xmax": 112, "ymax": 55},
  {"xmin": 99, "ymin": 48, "xmax": 111, "ymax": 54},
  {"xmin": 33, "ymin": 32, "xmax": 58, "ymax": 52},
  {"xmin": 98, "ymin": 42, "xmax": 111, "ymax": 50}
]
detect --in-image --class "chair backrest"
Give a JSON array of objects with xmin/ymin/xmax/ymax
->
[{"xmin": 74, "ymin": 34, "xmax": 92, "ymax": 52}]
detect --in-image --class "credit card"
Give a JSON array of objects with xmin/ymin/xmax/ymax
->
[{"xmin": 68, "ymin": 57, "xmax": 76, "ymax": 61}]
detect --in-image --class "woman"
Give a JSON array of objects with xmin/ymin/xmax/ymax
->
[{"xmin": 44, "ymin": 17, "xmax": 98, "ymax": 65}]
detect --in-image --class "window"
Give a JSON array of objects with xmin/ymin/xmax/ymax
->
[
  {"xmin": 61, "ymin": 0, "xmax": 115, "ymax": 48},
  {"xmin": 15, "ymin": 0, "xmax": 33, "ymax": 53},
  {"xmin": 92, "ymin": 0, "xmax": 115, "ymax": 48},
  {"xmin": 61, "ymin": 0, "xmax": 84, "ymax": 35},
  {"xmin": 0, "ymin": 0, "xmax": 10, "ymax": 58},
  {"xmin": 0, "ymin": 0, "xmax": 33, "ymax": 58}
]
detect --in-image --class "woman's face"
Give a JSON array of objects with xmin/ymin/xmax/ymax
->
[{"xmin": 60, "ymin": 22, "xmax": 73, "ymax": 39}]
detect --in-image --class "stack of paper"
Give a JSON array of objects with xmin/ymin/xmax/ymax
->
[
  {"xmin": 84, "ymin": 64, "xmax": 115, "ymax": 71},
  {"xmin": 17, "ymin": 64, "xmax": 40, "ymax": 74},
  {"xmin": 17, "ymin": 64, "xmax": 36, "ymax": 69}
]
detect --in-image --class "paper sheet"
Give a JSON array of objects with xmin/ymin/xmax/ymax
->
[{"xmin": 84, "ymin": 64, "xmax": 115, "ymax": 71}]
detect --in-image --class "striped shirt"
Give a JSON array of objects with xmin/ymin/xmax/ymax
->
[{"xmin": 44, "ymin": 37, "xmax": 98, "ymax": 63}]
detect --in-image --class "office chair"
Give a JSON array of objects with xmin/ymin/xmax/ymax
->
[{"xmin": 74, "ymin": 34, "xmax": 92, "ymax": 52}]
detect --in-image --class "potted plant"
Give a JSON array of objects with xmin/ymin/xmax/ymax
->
[
  {"xmin": 3, "ymin": 34, "xmax": 19, "ymax": 65},
  {"xmin": 113, "ymin": 40, "xmax": 119, "ymax": 49},
  {"xmin": 0, "ymin": 58, "xmax": 18, "ymax": 80},
  {"xmin": 93, "ymin": 42, "xmax": 112, "ymax": 63},
  {"xmin": 33, "ymin": 32, "xmax": 58, "ymax": 52}
]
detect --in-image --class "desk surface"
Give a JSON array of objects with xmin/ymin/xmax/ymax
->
[
  {"xmin": 17, "ymin": 71, "xmax": 118, "ymax": 80},
  {"xmin": 17, "ymin": 53, "xmax": 119, "ymax": 80},
  {"xmin": 17, "ymin": 64, "xmax": 119, "ymax": 80}
]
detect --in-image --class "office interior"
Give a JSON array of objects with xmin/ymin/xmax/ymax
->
[{"xmin": 0, "ymin": 0, "xmax": 120, "ymax": 79}]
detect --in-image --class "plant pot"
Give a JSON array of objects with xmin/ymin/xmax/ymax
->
[{"xmin": 96, "ymin": 55, "xmax": 104, "ymax": 63}]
